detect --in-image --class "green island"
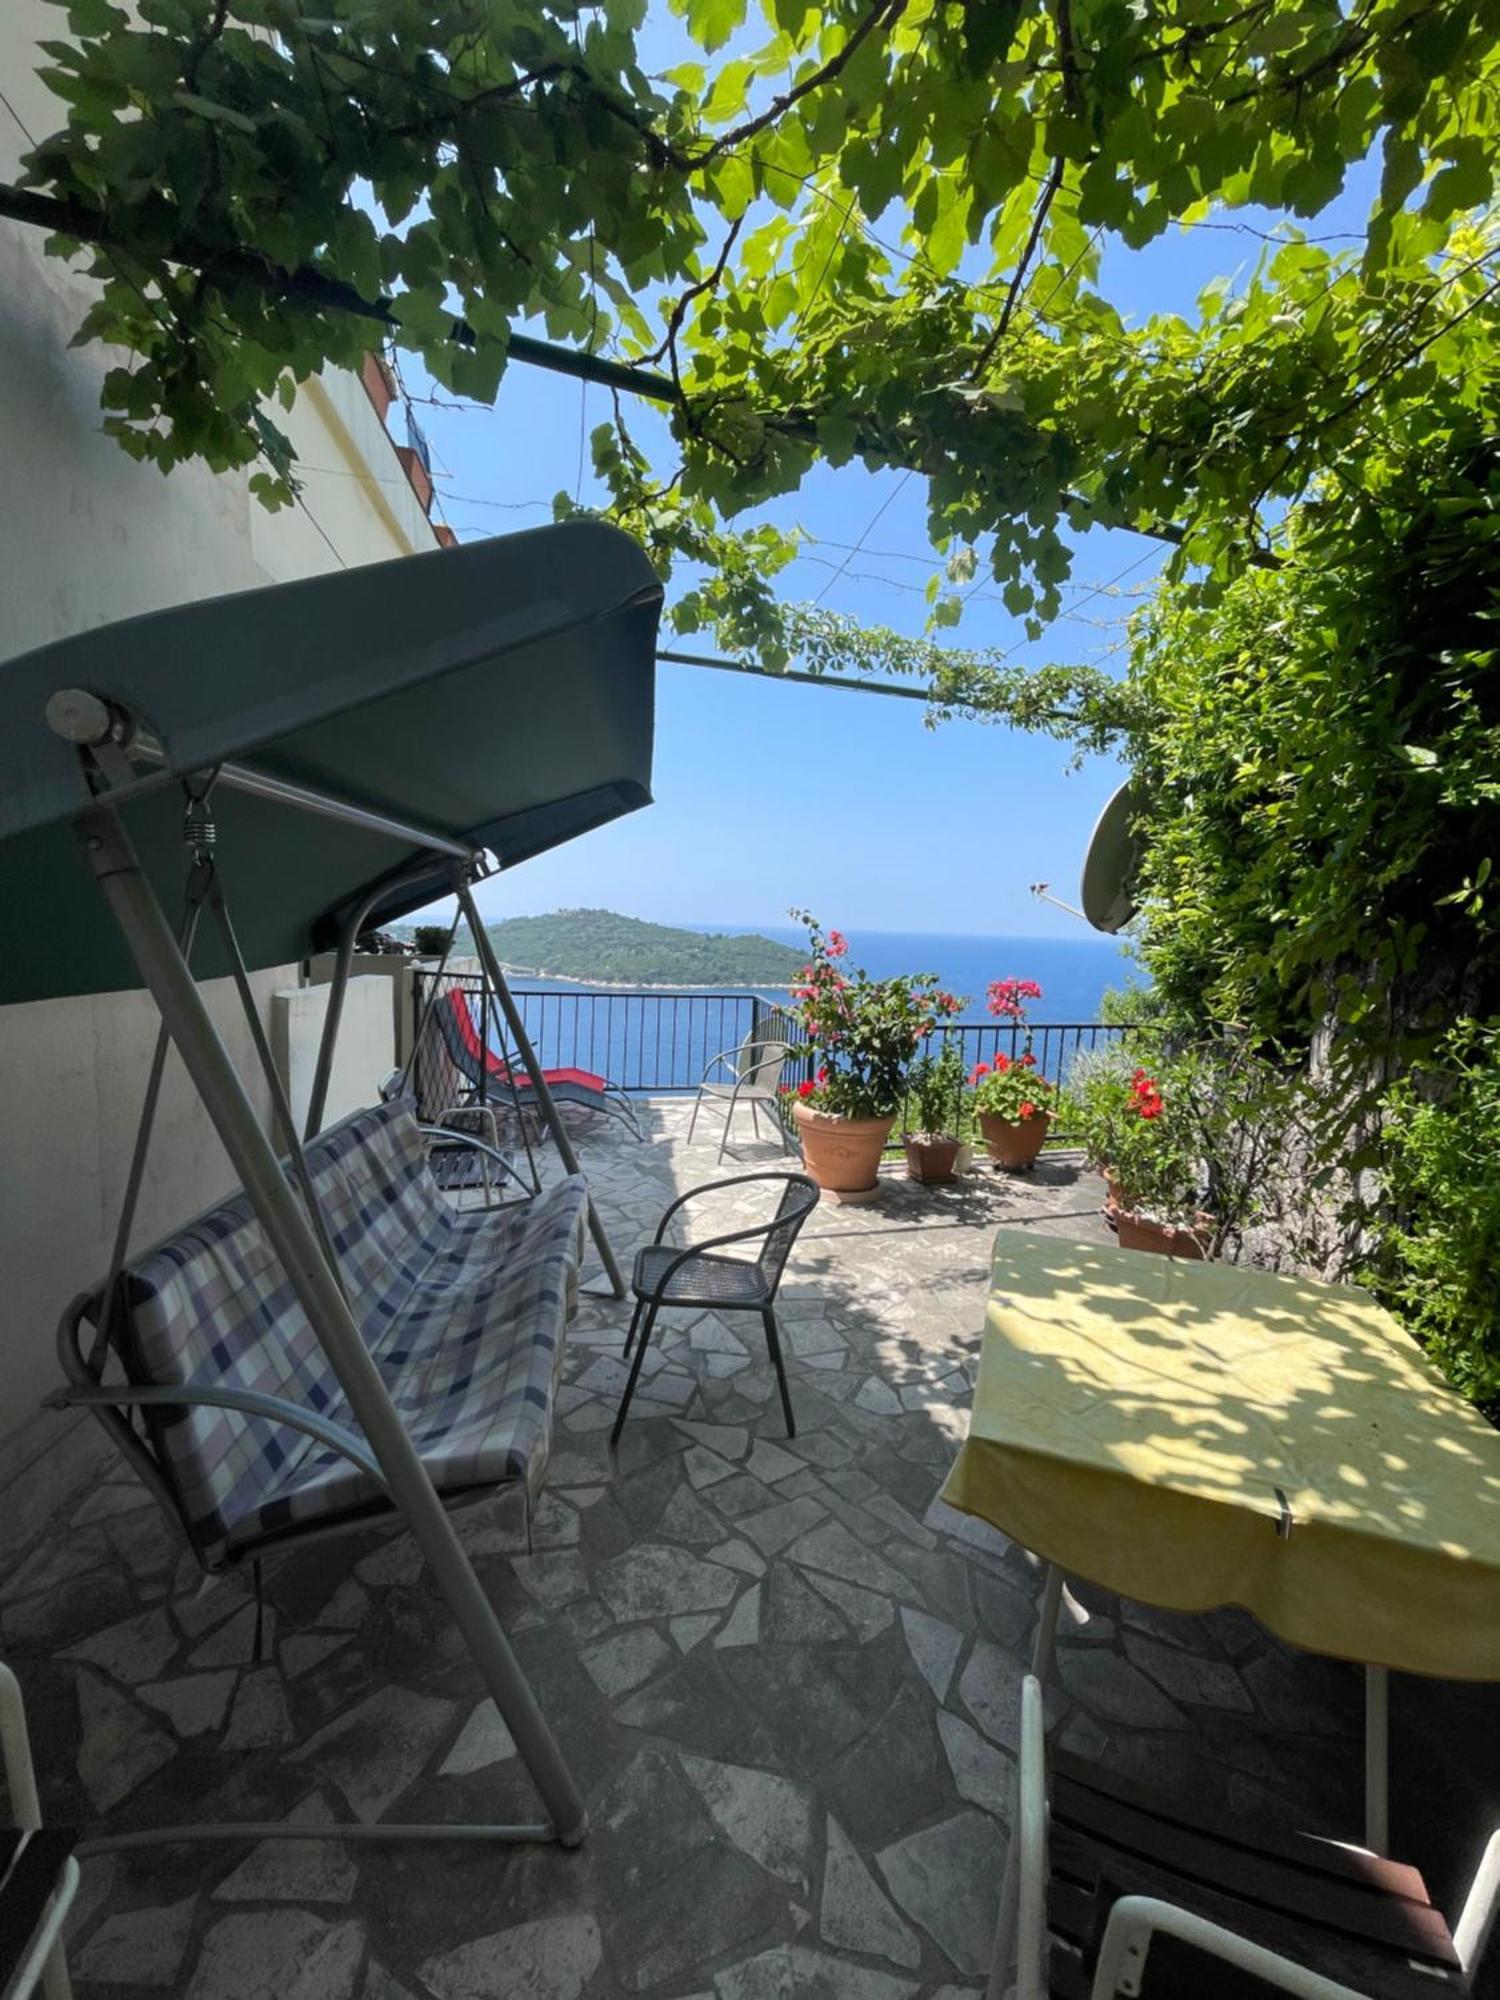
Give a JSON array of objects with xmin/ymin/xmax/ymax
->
[{"xmin": 475, "ymin": 908, "xmax": 803, "ymax": 989}]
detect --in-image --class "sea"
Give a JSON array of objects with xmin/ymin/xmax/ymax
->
[{"xmin": 502, "ymin": 928, "xmax": 1141, "ymax": 1094}]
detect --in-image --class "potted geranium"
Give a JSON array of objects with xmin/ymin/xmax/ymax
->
[
  {"xmin": 785, "ymin": 913, "xmax": 963, "ymax": 1200},
  {"xmin": 970, "ymin": 977, "xmax": 1055, "ymax": 1169},
  {"xmin": 902, "ymin": 1039, "xmax": 968, "ymax": 1184},
  {"xmin": 1103, "ymin": 1065, "xmax": 1210, "ymax": 1257}
]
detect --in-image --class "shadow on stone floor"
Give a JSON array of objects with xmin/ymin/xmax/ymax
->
[{"xmin": 1, "ymin": 1097, "xmax": 1495, "ymax": 1998}]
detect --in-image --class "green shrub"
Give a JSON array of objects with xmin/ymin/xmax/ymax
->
[{"xmin": 1372, "ymin": 1022, "xmax": 1500, "ymax": 1413}]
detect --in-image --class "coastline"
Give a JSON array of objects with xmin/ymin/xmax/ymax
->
[{"xmin": 497, "ymin": 962, "xmax": 794, "ymax": 994}]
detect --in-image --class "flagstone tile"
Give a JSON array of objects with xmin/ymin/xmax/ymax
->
[
  {"xmin": 713, "ymin": 1945, "xmax": 918, "ymax": 2000},
  {"xmin": 672, "ymin": 1612, "xmax": 721, "ymax": 1652},
  {"xmin": 705, "ymin": 1537, "xmax": 765, "ymax": 1578},
  {"xmin": 820, "ymin": 1815, "xmax": 920, "ymax": 1969},
  {"xmin": 876, "ymin": 1809, "xmax": 1005, "ymax": 1975},
  {"xmin": 804, "ymin": 1572, "xmax": 895, "ymax": 1641},
  {"xmin": 596, "ymin": 1544, "xmax": 741, "ymax": 1622},
  {"xmin": 419, "ymin": 1914, "xmax": 601, "ymax": 2000},
  {"xmin": 223, "ymin": 1666, "xmax": 293, "ymax": 1750},
  {"xmin": 713, "ymin": 1585, "xmax": 761, "ymax": 1649},
  {"xmin": 580, "ymin": 1626, "xmax": 675, "ymax": 1699},
  {"xmin": 439, "ymin": 1698, "xmax": 516, "ymax": 1775},
  {"xmin": 937, "ymin": 1710, "xmax": 1013, "ymax": 1820},
  {"xmin": 137, "ymin": 1671, "xmax": 236, "ymax": 1738},
  {"xmin": 684, "ymin": 1445, "xmax": 736, "ymax": 1490},
  {"xmin": 738, "ymin": 1495, "xmax": 827, "ymax": 1558},
  {"xmin": 672, "ymin": 1420, "xmax": 750, "ymax": 1459},
  {"xmin": 77, "ymin": 1893, "xmax": 197, "ymax": 1987},
  {"xmin": 289, "ymin": 1686, "xmax": 454, "ymax": 1823},
  {"xmin": 185, "ymin": 1910, "xmax": 362, "ymax": 2000},
  {"xmin": 745, "ymin": 1439, "xmax": 803, "ymax": 1485},
  {"xmin": 76, "ymin": 1668, "xmax": 177, "ymax": 1814},
  {"xmin": 65, "ymin": 1606, "xmax": 179, "ymax": 1685}
]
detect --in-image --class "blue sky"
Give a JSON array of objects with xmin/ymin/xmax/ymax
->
[{"xmin": 401, "ymin": 27, "xmax": 1376, "ymax": 941}]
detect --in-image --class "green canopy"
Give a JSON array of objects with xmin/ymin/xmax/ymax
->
[{"xmin": 0, "ymin": 522, "xmax": 661, "ymax": 1002}]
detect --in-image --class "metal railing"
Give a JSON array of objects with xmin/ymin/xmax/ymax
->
[{"xmin": 411, "ymin": 973, "xmax": 1128, "ymax": 1140}]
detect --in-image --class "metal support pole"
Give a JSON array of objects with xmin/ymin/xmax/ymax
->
[
  {"xmin": 987, "ymin": 1562, "xmax": 1065, "ymax": 2000},
  {"xmin": 75, "ymin": 807, "xmax": 586, "ymax": 1845},
  {"xmin": 458, "ymin": 883, "xmax": 625, "ymax": 1298},
  {"xmin": 1365, "ymin": 1664, "xmax": 1389, "ymax": 1853},
  {"xmin": 305, "ymin": 864, "xmax": 453, "ymax": 1141}
]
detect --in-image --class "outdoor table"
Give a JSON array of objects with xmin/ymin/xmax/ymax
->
[{"xmin": 940, "ymin": 1230, "xmax": 1500, "ymax": 1853}]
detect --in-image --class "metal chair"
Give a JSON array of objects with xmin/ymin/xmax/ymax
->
[
  {"xmin": 991, "ymin": 1675, "xmax": 1500, "ymax": 2000},
  {"xmin": 1, "ymin": 1664, "xmax": 78, "ymax": 2000},
  {"xmin": 687, "ymin": 1009, "xmax": 799, "ymax": 1161},
  {"xmin": 610, "ymin": 1172, "xmax": 819, "ymax": 1445}
]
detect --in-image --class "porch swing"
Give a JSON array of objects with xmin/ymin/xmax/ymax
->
[{"xmin": 0, "ymin": 519, "xmax": 662, "ymax": 1855}]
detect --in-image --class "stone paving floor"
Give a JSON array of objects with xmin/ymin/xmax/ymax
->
[{"xmin": 2, "ymin": 1099, "xmax": 1495, "ymax": 1998}]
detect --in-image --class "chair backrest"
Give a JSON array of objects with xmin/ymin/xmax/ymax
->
[
  {"xmin": 733, "ymin": 1008, "xmax": 799, "ymax": 1092},
  {"xmin": 755, "ymin": 1173, "xmax": 820, "ymax": 1291}
]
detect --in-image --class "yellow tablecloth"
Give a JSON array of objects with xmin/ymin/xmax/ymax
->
[{"xmin": 940, "ymin": 1231, "xmax": 1500, "ymax": 1679}]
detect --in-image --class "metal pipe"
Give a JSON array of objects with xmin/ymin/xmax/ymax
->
[
  {"xmin": 1365, "ymin": 1664, "xmax": 1389, "ymax": 1853},
  {"xmin": 304, "ymin": 865, "xmax": 441, "ymax": 1140},
  {"xmin": 458, "ymin": 883, "xmax": 625, "ymax": 1298},
  {"xmin": 74, "ymin": 805, "xmax": 586, "ymax": 1845},
  {"xmin": 46, "ymin": 694, "xmax": 473, "ymax": 861},
  {"xmin": 79, "ymin": 1820, "xmax": 550, "ymax": 1857}
]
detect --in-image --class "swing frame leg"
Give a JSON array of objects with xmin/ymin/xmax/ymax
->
[{"xmin": 75, "ymin": 805, "xmax": 587, "ymax": 1849}]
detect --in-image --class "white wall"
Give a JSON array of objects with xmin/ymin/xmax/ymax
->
[
  {"xmin": 0, "ymin": 2, "xmax": 439, "ymax": 1445},
  {"xmin": 273, "ymin": 977, "xmax": 396, "ymax": 1137}
]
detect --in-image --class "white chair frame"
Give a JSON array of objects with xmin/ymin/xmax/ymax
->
[
  {"xmin": 1, "ymin": 1664, "xmax": 78, "ymax": 2000},
  {"xmin": 995, "ymin": 1674, "xmax": 1500, "ymax": 2000}
]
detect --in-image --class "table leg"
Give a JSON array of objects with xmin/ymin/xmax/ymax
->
[
  {"xmin": 987, "ymin": 1563, "xmax": 1064, "ymax": 2000},
  {"xmin": 1032, "ymin": 1563, "xmax": 1064, "ymax": 1680},
  {"xmin": 1365, "ymin": 1664, "xmax": 1389, "ymax": 1853}
]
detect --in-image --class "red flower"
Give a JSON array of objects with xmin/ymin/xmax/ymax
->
[
  {"xmin": 995, "ymin": 1053, "xmax": 1010, "ymax": 1073},
  {"xmin": 797, "ymin": 1078, "xmax": 816, "ymax": 1100},
  {"xmin": 1018, "ymin": 1101, "xmax": 1036, "ymax": 1120},
  {"xmin": 816, "ymin": 1066, "xmax": 828, "ymax": 1084},
  {"xmin": 1140, "ymin": 1098, "xmax": 1163, "ymax": 1120},
  {"xmin": 1021, "ymin": 1052, "xmax": 1036, "ymax": 1067},
  {"xmin": 970, "ymin": 1062, "xmax": 990, "ymax": 1082},
  {"xmin": 826, "ymin": 930, "xmax": 848, "ymax": 958}
]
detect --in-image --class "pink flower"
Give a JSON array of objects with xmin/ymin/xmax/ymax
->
[{"xmin": 826, "ymin": 930, "xmax": 848, "ymax": 958}]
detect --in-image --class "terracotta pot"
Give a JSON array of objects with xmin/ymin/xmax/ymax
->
[
  {"xmin": 1115, "ymin": 1208, "xmax": 1212, "ymax": 1259},
  {"xmin": 978, "ymin": 1109, "xmax": 1051, "ymax": 1170},
  {"xmin": 902, "ymin": 1134, "xmax": 961, "ymax": 1184},
  {"xmin": 794, "ymin": 1103, "xmax": 895, "ymax": 1195}
]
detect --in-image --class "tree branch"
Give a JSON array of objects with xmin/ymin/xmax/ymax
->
[
  {"xmin": 0, "ymin": 178, "xmax": 1275, "ymax": 566},
  {"xmin": 686, "ymin": 0, "xmax": 908, "ymax": 168}
]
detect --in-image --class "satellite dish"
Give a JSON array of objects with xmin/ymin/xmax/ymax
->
[{"xmin": 1080, "ymin": 781, "xmax": 1141, "ymax": 933}]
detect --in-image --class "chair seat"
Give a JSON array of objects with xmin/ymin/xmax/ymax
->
[
  {"xmin": 1046, "ymin": 1752, "xmax": 1464, "ymax": 1999},
  {"xmin": 633, "ymin": 1244, "xmax": 769, "ymax": 1306}
]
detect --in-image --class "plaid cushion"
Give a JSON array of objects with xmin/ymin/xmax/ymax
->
[{"xmin": 123, "ymin": 1099, "xmax": 585, "ymax": 1560}]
